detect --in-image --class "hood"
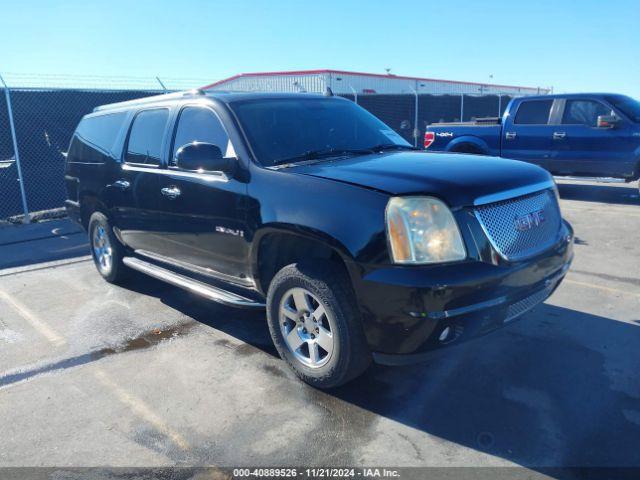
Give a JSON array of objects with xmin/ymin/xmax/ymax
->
[{"xmin": 287, "ymin": 151, "xmax": 553, "ymax": 207}]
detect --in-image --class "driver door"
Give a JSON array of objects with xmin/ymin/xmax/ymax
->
[
  {"xmin": 151, "ymin": 105, "xmax": 251, "ymax": 284},
  {"xmin": 549, "ymin": 98, "xmax": 633, "ymax": 177}
]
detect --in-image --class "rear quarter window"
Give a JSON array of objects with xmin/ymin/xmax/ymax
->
[
  {"xmin": 68, "ymin": 112, "xmax": 127, "ymax": 164},
  {"xmin": 514, "ymin": 100, "xmax": 553, "ymax": 125}
]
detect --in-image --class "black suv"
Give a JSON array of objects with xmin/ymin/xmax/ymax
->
[{"xmin": 65, "ymin": 91, "xmax": 573, "ymax": 388}]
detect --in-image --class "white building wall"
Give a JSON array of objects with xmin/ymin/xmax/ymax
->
[
  {"xmin": 210, "ymin": 74, "xmax": 327, "ymax": 93},
  {"xmin": 207, "ymin": 72, "xmax": 548, "ymax": 96}
]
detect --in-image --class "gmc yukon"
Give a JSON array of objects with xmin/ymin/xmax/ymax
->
[{"xmin": 65, "ymin": 90, "xmax": 573, "ymax": 388}]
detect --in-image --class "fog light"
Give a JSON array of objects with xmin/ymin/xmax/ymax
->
[{"xmin": 438, "ymin": 326, "xmax": 452, "ymax": 342}]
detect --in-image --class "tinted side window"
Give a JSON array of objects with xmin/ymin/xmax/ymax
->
[
  {"xmin": 171, "ymin": 107, "xmax": 231, "ymax": 166},
  {"xmin": 125, "ymin": 109, "xmax": 170, "ymax": 165},
  {"xmin": 562, "ymin": 100, "xmax": 613, "ymax": 126},
  {"xmin": 68, "ymin": 112, "xmax": 127, "ymax": 163},
  {"xmin": 514, "ymin": 100, "xmax": 553, "ymax": 125}
]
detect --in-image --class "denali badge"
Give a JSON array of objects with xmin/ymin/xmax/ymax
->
[
  {"xmin": 216, "ymin": 226, "xmax": 244, "ymax": 237},
  {"xmin": 514, "ymin": 209, "xmax": 545, "ymax": 231}
]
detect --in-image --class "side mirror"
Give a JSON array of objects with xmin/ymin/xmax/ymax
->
[
  {"xmin": 175, "ymin": 142, "xmax": 236, "ymax": 175},
  {"xmin": 597, "ymin": 115, "xmax": 619, "ymax": 128}
]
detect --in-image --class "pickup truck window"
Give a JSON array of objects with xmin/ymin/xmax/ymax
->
[
  {"xmin": 171, "ymin": 107, "xmax": 233, "ymax": 166},
  {"xmin": 562, "ymin": 100, "xmax": 612, "ymax": 127},
  {"xmin": 514, "ymin": 100, "xmax": 553, "ymax": 125},
  {"xmin": 125, "ymin": 108, "xmax": 170, "ymax": 166},
  {"xmin": 230, "ymin": 98, "xmax": 411, "ymax": 167},
  {"xmin": 605, "ymin": 95, "xmax": 640, "ymax": 122}
]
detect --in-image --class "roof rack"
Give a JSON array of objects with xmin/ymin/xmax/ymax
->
[{"xmin": 93, "ymin": 88, "xmax": 206, "ymax": 112}]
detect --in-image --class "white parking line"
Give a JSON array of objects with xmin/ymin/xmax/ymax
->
[
  {"xmin": 93, "ymin": 369, "xmax": 190, "ymax": 451},
  {"xmin": 0, "ymin": 289, "xmax": 66, "ymax": 346}
]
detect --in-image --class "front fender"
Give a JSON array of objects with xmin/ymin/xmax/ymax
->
[{"xmin": 246, "ymin": 165, "xmax": 393, "ymax": 287}]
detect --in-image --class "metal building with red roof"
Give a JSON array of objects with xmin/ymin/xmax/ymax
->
[{"xmin": 202, "ymin": 69, "xmax": 548, "ymax": 96}]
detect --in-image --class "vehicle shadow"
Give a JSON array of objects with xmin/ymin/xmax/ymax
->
[
  {"xmin": 557, "ymin": 181, "xmax": 639, "ymax": 205},
  {"xmin": 123, "ymin": 270, "xmax": 277, "ymax": 356},
  {"xmin": 329, "ymin": 303, "xmax": 640, "ymax": 468},
  {"xmin": 121, "ymin": 273, "xmax": 640, "ymax": 469}
]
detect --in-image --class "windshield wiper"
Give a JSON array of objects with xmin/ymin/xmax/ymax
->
[
  {"xmin": 271, "ymin": 144, "xmax": 416, "ymax": 167},
  {"xmin": 271, "ymin": 148, "xmax": 373, "ymax": 166}
]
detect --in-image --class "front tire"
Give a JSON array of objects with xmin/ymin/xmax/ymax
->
[
  {"xmin": 88, "ymin": 212, "xmax": 129, "ymax": 284},
  {"xmin": 266, "ymin": 261, "xmax": 371, "ymax": 388}
]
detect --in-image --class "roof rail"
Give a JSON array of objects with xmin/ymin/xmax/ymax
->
[{"xmin": 93, "ymin": 89, "xmax": 206, "ymax": 112}]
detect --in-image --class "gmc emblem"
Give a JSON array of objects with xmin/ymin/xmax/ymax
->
[{"xmin": 514, "ymin": 209, "xmax": 545, "ymax": 231}]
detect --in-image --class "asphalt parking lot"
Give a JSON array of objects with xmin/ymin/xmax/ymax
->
[{"xmin": 0, "ymin": 179, "xmax": 639, "ymax": 470}]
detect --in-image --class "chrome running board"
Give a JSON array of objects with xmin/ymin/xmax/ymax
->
[{"xmin": 123, "ymin": 257, "xmax": 265, "ymax": 308}]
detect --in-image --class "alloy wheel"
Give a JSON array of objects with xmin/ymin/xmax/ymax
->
[
  {"xmin": 279, "ymin": 287, "xmax": 335, "ymax": 368},
  {"xmin": 92, "ymin": 224, "xmax": 113, "ymax": 274}
]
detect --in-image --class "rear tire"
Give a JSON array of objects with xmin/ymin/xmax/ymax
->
[
  {"xmin": 88, "ymin": 212, "xmax": 129, "ymax": 284},
  {"xmin": 266, "ymin": 261, "xmax": 371, "ymax": 388}
]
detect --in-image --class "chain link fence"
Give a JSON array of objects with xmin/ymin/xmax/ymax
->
[
  {"xmin": 0, "ymin": 73, "xmax": 515, "ymax": 223},
  {"xmin": 0, "ymin": 73, "xmax": 214, "ymax": 223},
  {"xmin": 345, "ymin": 93, "xmax": 511, "ymax": 146}
]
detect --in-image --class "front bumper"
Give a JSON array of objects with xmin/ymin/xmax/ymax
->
[{"xmin": 353, "ymin": 221, "xmax": 574, "ymax": 356}]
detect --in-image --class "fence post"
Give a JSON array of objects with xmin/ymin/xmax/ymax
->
[
  {"xmin": 0, "ymin": 74, "xmax": 30, "ymax": 224},
  {"xmin": 460, "ymin": 94, "xmax": 465, "ymax": 122},
  {"xmin": 349, "ymin": 85, "xmax": 357, "ymax": 104},
  {"xmin": 410, "ymin": 86, "xmax": 418, "ymax": 148}
]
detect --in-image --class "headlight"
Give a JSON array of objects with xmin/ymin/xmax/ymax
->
[{"xmin": 386, "ymin": 196, "xmax": 466, "ymax": 264}]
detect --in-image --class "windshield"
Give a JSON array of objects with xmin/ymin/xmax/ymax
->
[
  {"xmin": 230, "ymin": 97, "xmax": 412, "ymax": 167},
  {"xmin": 605, "ymin": 95, "xmax": 640, "ymax": 122}
]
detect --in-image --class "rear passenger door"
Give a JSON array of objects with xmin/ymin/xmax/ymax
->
[
  {"xmin": 549, "ymin": 98, "xmax": 632, "ymax": 177},
  {"xmin": 109, "ymin": 108, "xmax": 169, "ymax": 252},
  {"xmin": 152, "ymin": 105, "xmax": 251, "ymax": 285},
  {"xmin": 501, "ymin": 99, "xmax": 554, "ymax": 170}
]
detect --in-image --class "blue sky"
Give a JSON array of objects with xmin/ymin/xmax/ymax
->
[{"xmin": 2, "ymin": 0, "xmax": 639, "ymax": 96}]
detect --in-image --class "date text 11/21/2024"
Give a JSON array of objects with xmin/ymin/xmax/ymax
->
[{"xmin": 232, "ymin": 467, "xmax": 401, "ymax": 478}]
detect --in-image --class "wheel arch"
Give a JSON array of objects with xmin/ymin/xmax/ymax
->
[
  {"xmin": 446, "ymin": 136, "xmax": 490, "ymax": 155},
  {"xmin": 79, "ymin": 191, "xmax": 111, "ymax": 230},
  {"xmin": 251, "ymin": 226, "xmax": 357, "ymax": 296}
]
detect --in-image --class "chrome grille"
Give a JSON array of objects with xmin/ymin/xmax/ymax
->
[
  {"xmin": 505, "ymin": 287, "xmax": 551, "ymax": 323},
  {"xmin": 475, "ymin": 188, "xmax": 561, "ymax": 261}
]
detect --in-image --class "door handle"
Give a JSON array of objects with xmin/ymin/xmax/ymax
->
[
  {"xmin": 161, "ymin": 186, "xmax": 181, "ymax": 199},
  {"xmin": 112, "ymin": 179, "xmax": 130, "ymax": 190},
  {"xmin": 505, "ymin": 132, "xmax": 517, "ymax": 140},
  {"xmin": 553, "ymin": 132, "xmax": 566, "ymax": 140}
]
